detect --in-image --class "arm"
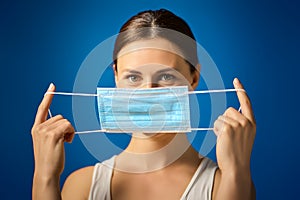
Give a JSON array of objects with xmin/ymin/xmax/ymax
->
[
  {"xmin": 31, "ymin": 83, "xmax": 75, "ymax": 200},
  {"xmin": 213, "ymin": 169, "xmax": 255, "ymax": 200},
  {"xmin": 32, "ymin": 174, "xmax": 61, "ymax": 200},
  {"xmin": 212, "ymin": 78, "xmax": 256, "ymax": 200},
  {"xmin": 32, "ymin": 167, "xmax": 94, "ymax": 200}
]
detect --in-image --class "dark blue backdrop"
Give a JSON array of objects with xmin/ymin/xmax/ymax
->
[{"xmin": 1, "ymin": 0, "xmax": 299, "ymax": 199}]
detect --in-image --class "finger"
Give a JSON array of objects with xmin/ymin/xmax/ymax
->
[
  {"xmin": 65, "ymin": 131, "xmax": 75, "ymax": 143},
  {"xmin": 233, "ymin": 78, "xmax": 255, "ymax": 124},
  {"xmin": 224, "ymin": 107, "xmax": 255, "ymax": 131},
  {"xmin": 213, "ymin": 118, "xmax": 227, "ymax": 137},
  {"xmin": 57, "ymin": 120, "xmax": 75, "ymax": 142},
  {"xmin": 34, "ymin": 83, "xmax": 56, "ymax": 126},
  {"xmin": 42, "ymin": 114, "xmax": 64, "ymax": 126},
  {"xmin": 55, "ymin": 118, "xmax": 75, "ymax": 138},
  {"xmin": 46, "ymin": 118, "xmax": 75, "ymax": 141},
  {"xmin": 33, "ymin": 116, "xmax": 66, "ymax": 135},
  {"xmin": 218, "ymin": 115, "xmax": 239, "ymax": 128},
  {"xmin": 32, "ymin": 115, "xmax": 64, "ymax": 135},
  {"xmin": 43, "ymin": 116, "xmax": 76, "ymax": 141},
  {"xmin": 224, "ymin": 107, "xmax": 248, "ymax": 125},
  {"xmin": 216, "ymin": 115, "xmax": 240, "ymax": 133}
]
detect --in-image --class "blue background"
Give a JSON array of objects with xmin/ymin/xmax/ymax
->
[{"xmin": 1, "ymin": 0, "xmax": 299, "ymax": 199}]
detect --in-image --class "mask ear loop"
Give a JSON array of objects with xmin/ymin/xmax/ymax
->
[
  {"xmin": 238, "ymin": 107, "xmax": 242, "ymax": 113},
  {"xmin": 48, "ymin": 109, "xmax": 53, "ymax": 118},
  {"xmin": 45, "ymin": 91, "xmax": 101, "ymax": 134},
  {"xmin": 44, "ymin": 88, "xmax": 246, "ymax": 134},
  {"xmin": 188, "ymin": 88, "xmax": 245, "ymax": 94},
  {"xmin": 188, "ymin": 88, "xmax": 245, "ymax": 112},
  {"xmin": 188, "ymin": 88, "xmax": 245, "ymax": 131}
]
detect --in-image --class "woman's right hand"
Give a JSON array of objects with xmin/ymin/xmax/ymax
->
[{"xmin": 31, "ymin": 83, "xmax": 75, "ymax": 180}]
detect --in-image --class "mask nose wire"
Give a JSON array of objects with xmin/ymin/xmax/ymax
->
[{"xmin": 44, "ymin": 88, "xmax": 246, "ymax": 134}]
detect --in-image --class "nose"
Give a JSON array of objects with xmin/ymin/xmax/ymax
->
[
  {"xmin": 142, "ymin": 77, "xmax": 159, "ymax": 89},
  {"xmin": 143, "ymin": 82, "xmax": 159, "ymax": 88}
]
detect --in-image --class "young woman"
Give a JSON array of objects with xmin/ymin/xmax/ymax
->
[{"xmin": 31, "ymin": 9, "xmax": 256, "ymax": 200}]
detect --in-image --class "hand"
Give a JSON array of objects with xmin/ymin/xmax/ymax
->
[
  {"xmin": 214, "ymin": 78, "xmax": 256, "ymax": 174},
  {"xmin": 31, "ymin": 83, "xmax": 75, "ymax": 179}
]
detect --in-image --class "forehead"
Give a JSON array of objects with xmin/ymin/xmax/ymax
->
[
  {"xmin": 118, "ymin": 49, "xmax": 186, "ymax": 68},
  {"xmin": 117, "ymin": 38, "xmax": 189, "ymax": 72}
]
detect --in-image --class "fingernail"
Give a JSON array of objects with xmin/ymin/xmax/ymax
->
[
  {"xmin": 48, "ymin": 83, "xmax": 54, "ymax": 90},
  {"xmin": 233, "ymin": 78, "xmax": 239, "ymax": 85}
]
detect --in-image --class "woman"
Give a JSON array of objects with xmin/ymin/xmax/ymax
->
[{"xmin": 31, "ymin": 9, "xmax": 256, "ymax": 200}]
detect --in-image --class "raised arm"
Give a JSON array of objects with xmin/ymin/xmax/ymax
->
[
  {"xmin": 212, "ymin": 78, "xmax": 256, "ymax": 200},
  {"xmin": 31, "ymin": 83, "xmax": 75, "ymax": 200}
]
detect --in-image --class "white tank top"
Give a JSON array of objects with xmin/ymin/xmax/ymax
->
[{"xmin": 88, "ymin": 156, "xmax": 217, "ymax": 200}]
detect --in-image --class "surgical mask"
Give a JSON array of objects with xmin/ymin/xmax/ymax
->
[
  {"xmin": 97, "ymin": 86, "xmax": 190, "ymax": 133},
  {"xmin": 46, "ymin": 86, "xmax": 245, "ymax": 134}
]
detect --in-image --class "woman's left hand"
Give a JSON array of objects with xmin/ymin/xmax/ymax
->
[{"xmin": 214, "ymin": 78, "xmax": 256, "ymax": 175}]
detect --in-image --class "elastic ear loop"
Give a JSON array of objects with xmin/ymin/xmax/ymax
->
[{"xmin": 45, "ymin": 88, "xmax": 245, "ymax": 134}]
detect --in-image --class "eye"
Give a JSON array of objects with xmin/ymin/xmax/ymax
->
[
  {"xmin": 160, "ymin": 74, "xmax": 175, "ymax": 81},
  {"xmin": 127, "ymin": 75, "xmax": 142, "ymax": 83}
]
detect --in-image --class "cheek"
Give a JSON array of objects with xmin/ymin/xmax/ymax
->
[
  {"xmin": 180, "ymin": 71, "xmax": 199, "ymax": 90},
  {"xmin": 184, "ymin": 73, "xmax": 193, "ymax": 83},
  {"xmin": 176, "ymin": 70, "xmax": 193, "ymax": 84}
]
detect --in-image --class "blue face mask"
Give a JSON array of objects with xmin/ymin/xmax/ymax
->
[
  {"xmin": 46, "ymin": 86, "xmax": 245, "ymax": 134},
  {"xmin": 97, "ymin": 86, "xmax": 191, "ymax": 133}
]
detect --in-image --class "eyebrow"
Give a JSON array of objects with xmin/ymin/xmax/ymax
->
[
  {"xmin": 121, "ymin": 67, "xmax": 180, "ymax": 75},
  {"xmin": 122, "ymin": 69, "xmax": 142, "ymax": 75},
  {"xmin": 155, "ymin": 68, "xmax": 179, "ymax": 74}
]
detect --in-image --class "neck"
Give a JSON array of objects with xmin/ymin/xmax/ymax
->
[
  {"xmin": 115, "ymin": 133, "xmax": 201, "ymax": 173},
  {"xmin": 126, "ymin": 132, "xmax": 179, "ymax": 153}
]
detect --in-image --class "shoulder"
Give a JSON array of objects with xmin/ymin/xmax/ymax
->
[
  {"xmin": 61, "ymin": 156, "xmax": 116, "ymax": 200},
  {"xmin": 62, "ymin": 166, "xmax": 95, "ymax": 200}
]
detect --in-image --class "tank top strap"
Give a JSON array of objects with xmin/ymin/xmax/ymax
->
[
  {"xmin": 88, "ymin": 156, "xmax": 116, "ymax": 200},
  {"xmin": 180, "ymin": 157, "xmax": 218, "ymax": 200},
  {"xmin": 89, "ymin": 156, "xmax": 217, "ymax": 200}
]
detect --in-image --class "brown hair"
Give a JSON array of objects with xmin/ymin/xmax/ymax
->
[{"xmin": 113, "ymin": 9, "xmax": 198, "ymax": 73}]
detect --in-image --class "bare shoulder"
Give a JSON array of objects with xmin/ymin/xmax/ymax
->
[{"xmin": 62, "ymin": 166, "xmax": 95, "ymax": 200}]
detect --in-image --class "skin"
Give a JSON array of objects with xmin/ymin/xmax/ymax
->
[{"xmin": 31, "ymin": 38, "xmax": 256, "ymax": 200}]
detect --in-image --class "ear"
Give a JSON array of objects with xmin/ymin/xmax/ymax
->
[
  {"xmin": 113, "ymin": 64, "xmax": 119, "ymax": 87},
  {"xmin": 191, "ymin": 63, "xmax": 200, "ymax": 90}
]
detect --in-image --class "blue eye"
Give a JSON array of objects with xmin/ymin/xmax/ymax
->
[
  {"xmin": 127, "ymin": 75, "xmax": 142, "ymax": 83},
  {"xmin": 160, "ymin": 74, "xmax": 175, "ymax": 81}
]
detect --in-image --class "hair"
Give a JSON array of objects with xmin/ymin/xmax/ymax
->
[{"xmin": 113, "ymin": 9, "xmax": 198, "ymax": 73}]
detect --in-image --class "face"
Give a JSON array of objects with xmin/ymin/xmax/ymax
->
[{"xmin": 114, "ymin": 39, "xmax": 200, "ymax": 90}]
